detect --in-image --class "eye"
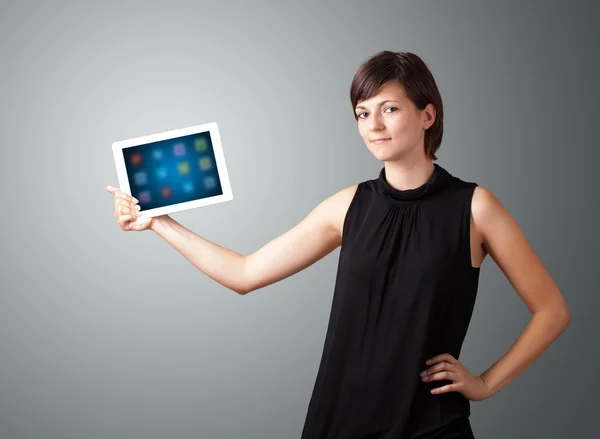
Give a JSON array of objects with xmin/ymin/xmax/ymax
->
[{"xmin": 356, "ymin": 107, "xmax": 398, "ymax": 119}]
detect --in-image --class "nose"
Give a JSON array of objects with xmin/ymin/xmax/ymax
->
[{"xmin": 368, "ymin": 113, "xmax": 385, "ymax": 131}]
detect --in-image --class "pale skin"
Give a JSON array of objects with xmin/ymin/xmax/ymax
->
[{"xmin": 106, "ymin": 81, "xmax": 570, "ymax": 402}]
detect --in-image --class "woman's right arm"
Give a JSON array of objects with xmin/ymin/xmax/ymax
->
[{"xmin": 150, "ymin": 184, "xmax": 358, "ymax": 295}]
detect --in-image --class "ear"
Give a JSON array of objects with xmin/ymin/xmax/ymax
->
[{"xmin": 423, "ymin": 103, "xmax": 436, "ymax": 130}]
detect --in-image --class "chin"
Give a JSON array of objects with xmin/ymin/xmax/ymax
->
[
  {"xmin": 367, "ymin": 147, "xmax": 399, "ymax": 162},
  {"xmin": 370, "ymin": 151, "xmax": 395, "ymax": 162}
]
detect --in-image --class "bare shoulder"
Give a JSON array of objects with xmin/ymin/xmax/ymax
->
[
  {"xmin": 470, "ymin": 185, "xmax": 512, "ymax": 255},
  {"xmin": 471, "ymin": 185, "xmax": 500, "ymax": 227},
  {"xmin": 325, "ymin": 183, "xmax": 360, "ymax": 240}
]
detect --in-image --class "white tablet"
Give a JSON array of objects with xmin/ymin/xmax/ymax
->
[{"xmin": 112, "ymin": 122, "xmax": 233, "ymax": 219}]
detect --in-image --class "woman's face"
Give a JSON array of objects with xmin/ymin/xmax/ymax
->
[{"xmin": 354, "ymin": 81, "xmax": 435, "ymax": 162}]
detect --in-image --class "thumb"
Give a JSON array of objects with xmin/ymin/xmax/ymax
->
[{"xmin": 106, "ymin": 185, "xmax": 118, "ymax": 195}]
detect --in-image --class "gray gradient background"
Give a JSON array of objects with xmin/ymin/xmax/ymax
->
[{"xmin": 0, "ymin": 0, "xmax": 597, "ymax": 438}]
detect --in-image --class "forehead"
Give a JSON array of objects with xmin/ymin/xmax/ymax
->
[{"xmin": 356, "ymin": 81, "xmax": 408, "ymax": 108}]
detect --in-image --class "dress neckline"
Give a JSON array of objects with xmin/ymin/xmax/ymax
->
[{"xmin": 378, "ymin": 163, "xmax": 453, "ymax": 204}]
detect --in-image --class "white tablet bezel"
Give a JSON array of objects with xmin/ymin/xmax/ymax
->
[{"xmin": 112, "ymin": 122, "xmax": 233, "ymax": 219}]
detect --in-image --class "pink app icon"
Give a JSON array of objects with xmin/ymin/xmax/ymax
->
[{"xmin": 161, "ymin": 186, "xmax": 172, "ymax": 198}]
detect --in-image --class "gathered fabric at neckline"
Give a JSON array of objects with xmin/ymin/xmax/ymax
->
[{"xmin": 378, "ymin": 163, "xmax": 454, "ymax": 204}]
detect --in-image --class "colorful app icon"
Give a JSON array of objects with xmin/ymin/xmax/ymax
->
[
  {"xmin": 156, "ymin": 167, "xmax": 168, "ymax": 179},
  {"xmin": 194, "ymin": 138, "xmax": 208, "ymax": 152},
  {"xmin": 134, "ymin": 171, "xmax": 147, "ymax": 185},
  {"xmin": 161, "ymin": 186, "xmax": 172, "ymax": 198},
  {"xmin": 203, "ymin": 175, "xmax": 216, "ymax": 189},
  {"xmin": 173, "ymin": 142, "xmax": 186, "ymax": 156},
  {"xmin": 182, "ymin": 181, "xmax": 194, "ymax": 193},
  {"xmin": 177, "ymin": 161, "xmax": 190, "ymax": 175},
  {"xmin": 139, "ymin": 190, "xmax": 151, "ymax": 203},
  {"xmin": 199, "ymin": 157, "xmax": 212, "ymax": 171},
  {"xmin": 153, "ymin": 149, "xmax": 163, "ymax": 160},
  {"xmin": 130, "ymin": 153, "xmax": 142, "ymax": 166}
]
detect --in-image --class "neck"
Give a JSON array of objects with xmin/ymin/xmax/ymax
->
[{"xmin": 383, "ymin": 156, "xmax": 436, "ymax": 191}]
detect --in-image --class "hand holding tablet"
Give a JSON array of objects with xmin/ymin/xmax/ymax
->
[
  {"xmin": 110, "ymin": 122, "xmax": 233, "ymax": 220},
  {"xmin": 106, "ymin": 186, "xmax": 153, "ymax": 231}
]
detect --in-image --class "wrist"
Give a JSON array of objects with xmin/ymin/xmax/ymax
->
[
  {"xmin": 478, "ymin": 374, "xmax": 495, "ymax": 398},
  {"xmin": 150, "ymin": 214, "xmax": 169, "ymax": 233}
]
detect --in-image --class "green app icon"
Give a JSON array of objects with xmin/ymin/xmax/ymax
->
[{"xmin": 195, "ymin": 138, "xmax": 208, "ymax": 152}]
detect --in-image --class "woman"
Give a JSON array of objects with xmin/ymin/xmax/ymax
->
[{"xmin": 106, "ymin": 51, "xmax": 571, "ymax": 438}]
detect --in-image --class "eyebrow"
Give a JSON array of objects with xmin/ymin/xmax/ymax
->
[{"xmin": 355, "ymin": 100, "xmax": 400, "ymax": 110}]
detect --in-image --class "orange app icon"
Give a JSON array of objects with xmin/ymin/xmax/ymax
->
[
  {"xmin": 199, "ymin": 157, "xmax": 212, "ymax": 171},
  {"xmin": 161, "ymin": 186, "xmax": 172, "ymax": 198}
]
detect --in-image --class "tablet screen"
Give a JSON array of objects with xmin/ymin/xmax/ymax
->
[{"xmin": 123, "ymin": 132, "xmax": 223, "ymax": 210}]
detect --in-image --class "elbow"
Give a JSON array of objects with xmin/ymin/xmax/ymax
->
[
  {"xmin": 237, "ymin": 257, "xmax": 267, "ymax": 295},
  {"xmin": 534, "ymin": 303, "xmax": 571, "ymax": 333},
  {"xmin": 561, "ymin": 308, "xmax": 572, "ymax": 329},
  {"xmin": 558, "ymin": 298, "xmax": 572, "ymax": 329},
  {"xmin": 551, "ymin": 304, "xmax": 571, "ymax": 332},
  {"xmin": 237, "ymin": 287, "xmax": 251, "ymax": 296},
  {"xmin": 538, "ymin": 298, "xmax": 572, "ymax": 330},
  {"xmin": 236, "ymin": 281, "xmax": 253, "ymax": 296},
  {"xmin": 237, "ymin": 256, "xmax": 253, "ymax": 296}
]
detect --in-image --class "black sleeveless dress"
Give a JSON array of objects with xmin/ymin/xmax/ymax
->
[{"xmin": 301, "ymin": 163, "xmax": 480, "ymax": 439}]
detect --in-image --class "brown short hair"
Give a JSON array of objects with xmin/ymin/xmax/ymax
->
[{"xmin": 350, "ymin": 51, "xmax": 444, "ymax": 160}]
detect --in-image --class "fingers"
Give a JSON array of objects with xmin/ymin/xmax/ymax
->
[
  {"xmin": 421, "ymin": 370, "xmax": 456, "ymax": 382},
  {"xmin": 107, "ymin": 185, "xmax": 142, "ymax": 229},
  {"xmin": 111, "ymin": 188, "xmax": 140, "ymax": 215},
  {"xmin": 116, "ymin": 191, "xmax": 139, "ymax": 204},
  {"xmin": 116, "ymin": 203, "xmax": 140, "ymax": 218},
  {"xmin": 430, "ymin": 383, "xmax": 460, "ymax": 395},
  {"xmin": 117, "ymin": 211, "xmax": 139, "ymax": 230},
  {"xmin": 421, "ymin": 361, "xmax": 456, "ymax": 377},
  {"xmin": 115, "ymin": 197, "xmax": 139, "ymax": 213},
  {"xmin": 425, "ymin": 353, "xmax": 457, "ymax": 366},
  {"xmin": 114, "ymin": 203, "xmax": 140, "ymax": 218},
  {"xmin": 106, "ymin": 185, "xmax": 139, "ymax": 204},
  {"xmin": 118, "ymin": 214, "xmax": 137, "ymax": 222}
]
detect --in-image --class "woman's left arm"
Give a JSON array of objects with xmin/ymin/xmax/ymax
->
[
  {"xmin": 422, "ymin": 187, "xmax": 571, "ymax": 401},
  {"xmin": 474, "ymin": 186, "xmax": 571, "ymax": 397}
]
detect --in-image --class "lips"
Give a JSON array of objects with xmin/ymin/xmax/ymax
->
[{"xmin": 371, "ymin": 138, "xmax": 390, "ymax": 144}]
